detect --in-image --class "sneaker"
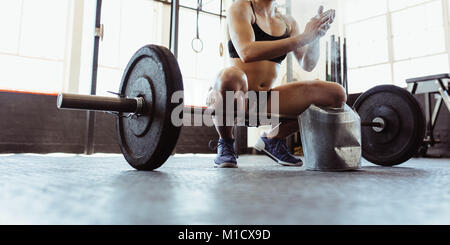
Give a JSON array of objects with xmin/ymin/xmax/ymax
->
[
  {"xmin": 254, "ymin": 134, "xmax": 303, "ymax": 167},
  {"xmin": 214, "ymin": 138, "xmax": 238, "ymax": 168}
]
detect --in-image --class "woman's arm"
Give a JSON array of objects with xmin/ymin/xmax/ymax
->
[
  {"xmin": 288, "ymin": 9, "xmax": 334, "ymax": 72},
  {"xmin": 228, "ymin": 2, "xmax": 326, "ymax": 63},
  {"xmin": 289, "ymin": 19, "xmax": 320, "ymax": 72}
]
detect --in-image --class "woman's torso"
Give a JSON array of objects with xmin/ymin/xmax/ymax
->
[{"xmin": 227, "ymin": 0, "xmax": 290, "ymax": 91}]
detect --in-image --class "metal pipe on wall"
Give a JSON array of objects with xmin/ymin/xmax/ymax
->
[
  {"xmin": 330, "ymin": 35, "xmax": 336, "ymax": 83},
  {"xmin": 284, "ymin": 0, "xmax": 296, "ymax": 152},
  {"xmin": 326, "ymin": 41, "xmax": 329, "ymax": 81},
  {"xmin": 337, "ymin": 37, "xmax": 341, "ymax": 85},
  {"xmin": 170, "ymin": 0, "xmax": 180, "ymax": 58},
  {"xmin": 85, "ymin": 0, "xmax": 103, "ymax": 155},
  {"xmin": 285, "ymin": 0, "xmax": 293, "ymax": 84},
  {"xmin": 343, "ymin": 38, "xmax": 348, "ymax": 96}
]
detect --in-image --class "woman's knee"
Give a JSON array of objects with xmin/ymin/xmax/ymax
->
[
  {"xmin": 215, "ymin": 67, "xmax": 248, "ymax": 92},
  {"xmin": 208, "ymin": 67, "xmax": 247, "ymax": 107},
  {"xmin": 331, "ymin": 83, "xmax": 347, "ymax": 107},
  {"xmin": 310, "ymin": 81, "xmax": 347, "ymax": 108}
]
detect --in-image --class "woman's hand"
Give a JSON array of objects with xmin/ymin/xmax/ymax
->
[
  {"xmin": 317, "ymin": 7, "xmax": 335, "ymax": 38},
  {"xmin": 302, "ymin": 7, "xmax": 335, "ymax": 44}
]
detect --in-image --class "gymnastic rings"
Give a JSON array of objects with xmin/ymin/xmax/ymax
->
[
  {"xmin": 218, "ymin": 0, "xmax": 224, "ymax": 57},
  {"xmin": 219, "ymin": 42, "xmax": 224, "ymax": 57},
  {"xmin": 192, "ymin": 0, "xmax": 204, "ymax": 53},
  {"xmin": 191, "ymin": 37, "xmax": 204, "ymax": 53}
]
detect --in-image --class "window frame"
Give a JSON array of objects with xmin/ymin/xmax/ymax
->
[{"xmin": 340, "ymin": 0, "xmax": 450, "ymax": 91}]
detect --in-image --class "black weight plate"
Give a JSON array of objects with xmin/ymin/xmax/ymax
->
[
  {"xmin": 117, "ymin": 45, "xmax": 183, "ymax": 171},
  {"xmin": 353, "ymin": 85, "xmax": 425, "ymax": 166}
]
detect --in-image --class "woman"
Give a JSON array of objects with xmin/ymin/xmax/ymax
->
[{"xmin": 207, "ymin": 0, "xmax": 346, "ymax": 168}]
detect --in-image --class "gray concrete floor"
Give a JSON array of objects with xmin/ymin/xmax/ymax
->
[{"xmin": 0, "ymin": 153, "xmax": 449, "ymax": 225}]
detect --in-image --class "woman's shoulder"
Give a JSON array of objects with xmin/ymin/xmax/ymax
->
[
  {"xmin": 229, "ymin": 0, "xmax": 252, "ymax": 14},
  {"xmin": 228, "ymin": 0, "xmax": 254, "ymax": 21},
  {"xmin": 231, "ymin": 0, "xmax": 251, "ymax": 7}
]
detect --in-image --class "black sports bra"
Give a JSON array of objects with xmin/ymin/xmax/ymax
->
[{"xmin": 228, "ymin": 0, "xmax": 290, "ymax": 64}]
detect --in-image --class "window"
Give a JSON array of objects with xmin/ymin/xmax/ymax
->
[
  {"xmin": 346, "ymin": 16, "xmax": 389, "ymax": 68},
  {"xmin": 0, "ymin": 0, "xmax": 70, "ymax": 92},
  {"xmin": 79, "ymin": 0, "xmax": 171, "ymax": 96},
  {"xmin": 393, "ymin": 54, "xmax": 449, "ymax": 85},
  {"xmin": 391, "ymin": 0, "xmax": 448, "ymax": 85},
  {"xmin": 177, "ymin": 0, "xmax": 287, "ymax": 106},
  {"xmin": 342, "ymin": 0, "xmax": 388, "ymax": 23},
  {"xmin": 389, "ymin": 0, "xmax": 430, "ymax": 11},
  {"xmin": 342, "ymin": 0, "xmax": 450, "ymax": 93},
  {"xmin": 348, "ymin": 64, "xmax": 392, "ymax": 92},
  {"xmin": 177, "ymin": 0, "xmax": 230, "ymax": 106},
  {"xmin": 0, "ymin": 0, "xmax": 22, "ymax": 54}
]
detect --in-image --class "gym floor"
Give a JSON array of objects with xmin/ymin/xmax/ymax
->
[{"xmin": 1, "ymin": 154, "xmax": 449, "ymax": 225}]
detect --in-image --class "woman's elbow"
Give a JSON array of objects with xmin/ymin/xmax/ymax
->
[
  {"xmin": 240, "ymin": 55, "xmax": 253, "ymax": 63},
  {"xmin": 239, "ymin": 48, "xmax": 255, "ymax": 63},
  {"xmin": 303, "ymin": 64, "xmax": 315, "ymax": 72},
  {"xmin": 301, "ymin": 59, "xmax": 315, "ymax": 72}
]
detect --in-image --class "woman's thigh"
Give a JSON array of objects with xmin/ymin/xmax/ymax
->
[{"xmin": 268, "ymin": 80, "xmax": 347, "ymax": 115}]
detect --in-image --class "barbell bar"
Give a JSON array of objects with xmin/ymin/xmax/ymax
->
[
  {"xmin": 57, "ymin": 93, "xmax": 144, "ymax": 114},
  {"xmin": 57, "ymin": 93, "xmax": 385, "ymax": 128}
]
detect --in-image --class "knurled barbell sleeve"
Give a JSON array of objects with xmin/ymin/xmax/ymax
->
[{"xmin": 57, "ymin": 93, "xmax": 140, "ymax": 113}]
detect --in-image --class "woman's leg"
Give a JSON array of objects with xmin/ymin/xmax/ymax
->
[
  {"xmin": 207, "ymin": 67, "xmax": 248, "ymax": 168},
  {"xmin": 206, "ymin": 66, "xmax": 248, "ymax": 139},
  {"xmin": 265, "ymin": 120, "xmax": 299, "ymax": 139},
  {"xmin": 266, "ymin": 80, "xmax": 347, "ymax": 139},
  {"xmin": 254, "ymin": 80, "xmax": 346, "ymax": 166}
]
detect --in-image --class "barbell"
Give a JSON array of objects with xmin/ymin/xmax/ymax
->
[{"xmin": 57, "ymin": 44, "xmax": 425, "ymax": 170}]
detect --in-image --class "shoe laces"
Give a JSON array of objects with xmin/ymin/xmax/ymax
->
[
  {"xmin": 217, "ymin": 141, "xmax": 237, "ymax": 158},
  {"xmin": 271, "ymin": 138, "xmax": 293, "ymax": 160}
]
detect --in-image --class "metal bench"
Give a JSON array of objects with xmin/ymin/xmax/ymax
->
[{"xmin": 406, "ymin": 73, "xmax": 450, "ymax": 155}]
